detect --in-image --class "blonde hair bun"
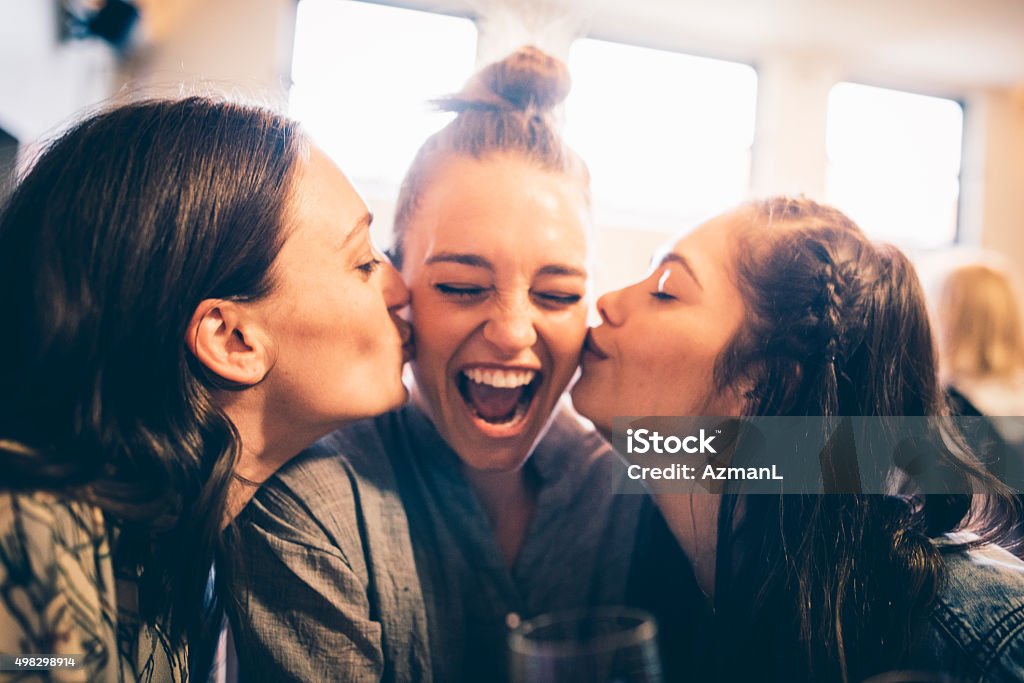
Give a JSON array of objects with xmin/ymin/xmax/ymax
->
[{"xmin": 440, "ymin": 45, "xmax": 571, "ymax": 113}]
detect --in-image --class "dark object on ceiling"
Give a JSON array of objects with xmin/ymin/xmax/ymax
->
[{"xmin": 86, "ymin": 0, "xmax": 140, "ymax": 49}]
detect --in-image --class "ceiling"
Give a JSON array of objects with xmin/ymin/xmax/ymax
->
[{"xmin": 430, "ymin": 0, "xmax": 1024, "ymax": 94}]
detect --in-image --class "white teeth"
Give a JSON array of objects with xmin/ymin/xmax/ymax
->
[{"xmin": 463, "ymin": 368, "xmax": 537, "ymax": 388}]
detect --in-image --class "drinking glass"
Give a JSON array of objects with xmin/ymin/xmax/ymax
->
[{"xmin": 508, "ymin": 607, "xmax": 663, "ymax": 683}]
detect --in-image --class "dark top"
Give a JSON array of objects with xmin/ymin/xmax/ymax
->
[
  {"xmin": 630, "ymin": 516, "xmax": 1024, "ymax": 682},
  {"xmin": 227, "ymin": 403, "xmax": 645, "ymax": 682}
]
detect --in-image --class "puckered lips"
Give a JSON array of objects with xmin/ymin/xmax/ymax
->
[
  {"xmin": 394, "ymin": 316, "xmax": 415, "ymax": 363},
  {"xmin": 581, "ymin": 329, "xmax": 609, "ymax": 362},
  {"xmin": 455, "ymin": 363, "xmax": 543, "ymax": 439}
]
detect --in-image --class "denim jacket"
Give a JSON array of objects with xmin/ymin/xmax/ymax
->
[{"xmin": 912, "ymin": 533, "xmax": 1024, "ymax": 682}]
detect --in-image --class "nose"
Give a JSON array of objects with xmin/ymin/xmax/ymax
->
[
  {"xmin": 596, "ymin": 287, "xmax": 627, "ymax": 327},
  {"xmin": 483, "ymin": 298, "xmax": 538, "ymax": 355},
  {"xmin": 381, "ymin": 261, "xmax": 410, "ymax": 312}
]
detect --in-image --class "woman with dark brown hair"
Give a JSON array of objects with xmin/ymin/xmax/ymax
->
[
  {"xmin": 0, "ymin": 97, "xmax": 411, "ymax": 681},
  {"xmin": 572, "ymin": 197, "xmax": 1024, "ymax": 682}
]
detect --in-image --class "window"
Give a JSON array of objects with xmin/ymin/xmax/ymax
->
[
  {"xmin": 290, "ymin": 0, "xmax": 477, "ymax": 194},
  {"xmin": 564, "ymin": 38, "xmax": 758, "ymax": 231},
  {"xmin": 826, "ymin": 82, "xmax": 964, "ymax": 248}
]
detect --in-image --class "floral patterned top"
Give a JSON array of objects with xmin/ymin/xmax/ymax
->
[{"xmin": 0, "ymin": 491, "xmax": 187, "ymax": 683}]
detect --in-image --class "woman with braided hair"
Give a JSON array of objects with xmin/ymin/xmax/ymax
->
[{"xmin": 572, "ymin": 197, "xmax": 1024, "ymax": 682}]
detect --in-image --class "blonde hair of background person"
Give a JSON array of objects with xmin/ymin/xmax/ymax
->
[
  {"xmin": 938, "ymin": 262, "xmax": 1024, "ymax": 378},
  {"xmin": 936, "ymin": 262, "xmax": 1024, "ymax": 425}
]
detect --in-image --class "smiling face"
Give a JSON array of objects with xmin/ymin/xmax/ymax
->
[
  {"xmin": 571, "ymin": 210, "xmax": 749, "ymax": 436},
  {"xmin": 250, "ymin": 147, "xmax": 412, "ymax": 434},
  {"xmin": 400, "ymin": 153, "xmax": 589, "ymax": 472}
]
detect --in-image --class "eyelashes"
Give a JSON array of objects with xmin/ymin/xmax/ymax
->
[
  {"xmin": 536, "ymin": 292, "xmax": 582, "ymax": 306},
  {"xmin": 434, "ymin": 283, "xmax": 485, "ymax": 298},
  {"xmin": 356, "ymin": 258, "xmax": 383, "ymax": 277},
  {"xmin": 434, "ymin": 284, "xmax": 582, "ymax": 308}
]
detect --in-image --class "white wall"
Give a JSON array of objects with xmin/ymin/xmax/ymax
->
[
  {"xmin": 119, "ymin": 0, "xmax": 296, "ymax": 102},
  {"xmin": 0, "ymin": 0, "xmax": 117, "ymax": 144},
  {"xmin": 969, "ymin": 88, "xmax": 1024, "ymax": 264}
]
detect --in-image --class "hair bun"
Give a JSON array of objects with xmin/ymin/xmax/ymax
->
[{"xmin": 441, "ymin": 46, "xmax": 571, "ymax": 113}]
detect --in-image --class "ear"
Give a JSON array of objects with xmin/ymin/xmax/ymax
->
[{"xmin": 186, "ymin": 299, "xmax": 274, "ymax": 385}]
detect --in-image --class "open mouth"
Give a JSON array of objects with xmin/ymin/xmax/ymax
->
[{"xmin": 456, "ymin": 366, "xmax": 542, "ymax": 428}]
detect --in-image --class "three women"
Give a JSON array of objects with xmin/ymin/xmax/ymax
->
[{"xmin": 4, "ymin": 51, "xmax": 1021, "ymax": 683}]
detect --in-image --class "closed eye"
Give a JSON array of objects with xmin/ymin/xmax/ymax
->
[
  {"xmin": 533, "ymin": 291, "xmax": 582, "ymax": 307},
  {"xmin": 435, "ymin": 283, "xmax": 489, "ymax": 299},
  {"xmin": 650, "ymin": 291, "xmax": 677, "ymax": 301},
  {"xmin": 356, "ymin": 258, "xmax": 382, "ymax": 277}
]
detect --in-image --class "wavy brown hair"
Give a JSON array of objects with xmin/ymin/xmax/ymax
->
[
  {"xmin": 0, "ymin": 97, "xmax": 306, "ymax": 652},
  {"xmin": 710, "ymin": 197, "xmax": 1019, "ymax": 682}
]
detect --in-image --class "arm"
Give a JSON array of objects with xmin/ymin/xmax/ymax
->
[{"xmin": 225, "ymin": 480, "xmax": 384, "ymax": 683}]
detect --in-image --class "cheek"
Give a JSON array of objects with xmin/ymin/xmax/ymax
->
[
  {"xmin": 347, "ymin": 293, "xmax": 395, "ymax": 355},
  {"xmin": 544, "ymin": 309, "xmax": 588, "ymax": 367},
  {"xmin": 613, "ymin": 334, "xmax": 712, "ymax": 411},
  {"xmin": 409, "ymin": 300, "xmax": 476, "ymax": 380}
]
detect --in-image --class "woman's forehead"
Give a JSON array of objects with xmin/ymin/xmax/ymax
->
[{"xmin": 403, "ymin": 157, "xmax": 589, "ymax": 264}]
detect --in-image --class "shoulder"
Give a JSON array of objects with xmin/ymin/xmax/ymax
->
[
  {"xmin": 0, "ymin": 490, "xmax": 108, "ymax": 575},
  {"xmin": 536, "ymin": 402, "xmax": 614, "ymax": 465},
  {"xmin": 240, "ymin": 412, "xmax": 408, "ymax": 561},
  {"xmin": 258, "ymin": 414, "xmax": 393, "ymax": 511},
  {"xmin": 535, "ymin": 403, "xmax": 629, "ymax": 489},
  {"xmin": 532, "ymin": 403, "xmax": 643, "ymax": 517},
  {"xmin": 927, "ymin": 535, "xmax": 1024, "ymax": 680}
]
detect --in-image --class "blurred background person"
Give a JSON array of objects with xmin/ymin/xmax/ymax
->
[
  {"xmin": 936, "ymin": 262, "xmax": 1024, "ymax": 431},
  {"xmin": 935, "ymin": 260, "xmax": 1024, "ymax": 554}
]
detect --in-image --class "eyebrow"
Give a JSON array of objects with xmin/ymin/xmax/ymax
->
[
  {"xmin": 659, "ymin": 252, "xmax": 703, "ymax": 290},
  {"xmin": 339, "ymin": 211, "xmax": 373, "ymax": 250},
  {"xmin": 425, "ymin": 251, "xmax": 585, "ymax": 278},
  {"xmin": 425, "ymin": 252, "xmax": 493, "ymax": 269}
]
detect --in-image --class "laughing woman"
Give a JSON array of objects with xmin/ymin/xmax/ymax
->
[
  {"xmin": 572, "ymin": 197, "xmax": 1024, "ymax": 682},
  {"xmin": 228, "ymin": 47, "xmax": 643, "ymax": 683},
  {"xmin": 0, "ymin": 98, "xmax": 411, "ymax": 681}
]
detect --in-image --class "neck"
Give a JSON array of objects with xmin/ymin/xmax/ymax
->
[
  {"xmin": 462, "ymin": 465, "xmax": 538, "ymax": 567},
  {"xmin": 653, "ymin": 493, "xmax": 721, "ymax": 605},
  {"xmin": 219, "ymin": 395, "xmax": 329, "ymax": 527}
]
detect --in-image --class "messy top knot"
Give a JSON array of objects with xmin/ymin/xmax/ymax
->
[
  {"xmin": 390, "ymin": 45, "xmax": 588, "ymax": 268},
  {"xmin": 439, "ymin": 45, "xmax": 572, "ymax": 113}
]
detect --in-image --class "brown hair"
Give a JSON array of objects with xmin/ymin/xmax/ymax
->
[
  {"xmin": 0, "ymin": 97, "xmax": 306, "ymax": 650},
  {"xmin": 937, "ymin": 262, "xmax": 1024, "ymax": 380},
  {"xmin": 389, "ymin": 45, "xmax": 589, "ymax": 268},
  {"xmin": 709, "ymin": 197, "xmax": 1019, "ymax": 682}
]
